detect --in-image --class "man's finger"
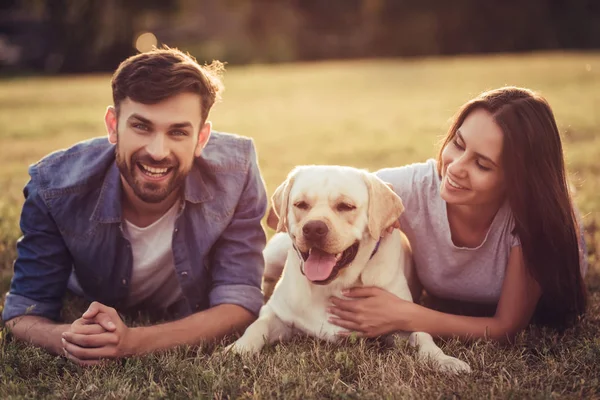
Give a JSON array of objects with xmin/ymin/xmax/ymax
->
[
  {"xmin": 83, "ymin": 302, "xmax": 118, "ymax": 325},
  {"xmin": 62, "ymin": 338, "xmax": 115, "ymax": 360},
  {"xmin": 83, "ymin": 302, "xmax": 119, "ymax": 332},
  {"xmin": 71, "ymin": 320, "xmax": 107, "ymax": 335},
  {"xmin": 93, "ymin": 313, "xmax": 117, "ymax": 332},
  {"xmin": 82, "ymin": 301, "xmax": 103, "ymax": 319},
  {"xmin": 63, "ymin": 347, "xmax": 104, "ymax": 366},
  {"xmin": 63, "ymin": 331, "xmax": 119, "ymax": 348}
]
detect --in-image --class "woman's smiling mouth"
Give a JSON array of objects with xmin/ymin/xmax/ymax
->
[{"xmin": 446, "ymin": 175, "xmax": 468, "ymax": 190}]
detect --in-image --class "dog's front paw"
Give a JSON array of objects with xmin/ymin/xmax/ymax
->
[
  {"xmin": 224, "ymin": 338, "xmax": 263, "ymax": 356},
  {"xmin": 435, "ymin": 355, "xmax": 471, "ymax": 374}
]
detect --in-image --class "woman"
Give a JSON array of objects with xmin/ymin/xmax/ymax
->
[{"xmin": 325, "ymin": 86, "xmax": 588, "ymax": 341}]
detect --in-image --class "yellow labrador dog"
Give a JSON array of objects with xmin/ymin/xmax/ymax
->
[{"xmin": 229, "ymin": 165, "xmax": 471, "ymax": 373}]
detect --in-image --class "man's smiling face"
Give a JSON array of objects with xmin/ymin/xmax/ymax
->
[{"xmin": 106, "ymin": 92, "xmax": 210, "ymax": 204}]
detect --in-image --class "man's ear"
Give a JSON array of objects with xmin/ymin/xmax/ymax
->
[
  {"xmin": 271, "ymin": 168, "xmax": 300, "ymax": 233},
  {"xmin": 105, "ymin": 106, "xmax": 118, "ymax": 144},
  {"xmin": 363, "ymin": 172, "xmax": 405, "ymax": 239},
  {"xmin": 194, "ymin": 121, "xmax": 212, "ymax": 157}
]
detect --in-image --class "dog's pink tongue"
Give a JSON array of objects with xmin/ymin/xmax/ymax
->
[{"xmin": 304, "ymin": 248, "xmax": 337, "ymax": 282}]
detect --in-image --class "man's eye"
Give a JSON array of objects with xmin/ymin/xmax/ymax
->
[
  {"xmin": 336, "ymin": 203, "xmax": 356, "ymax": 212},
  {"xmin": 170, "ymin": 130, "xmax": 188, "ymax": 137},
  {"xmin": 133, "ymin": 123, "xmax": 149, "ymax": 131},
  {"xmin": 294, "ymin": 201, "xmax": 309, "ymax": 210}
]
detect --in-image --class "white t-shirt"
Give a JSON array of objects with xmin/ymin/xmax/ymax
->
[
  {"xmin": 121, "ymin": 201, "xmax": 183, "ymax": 308},
  {"xmin": 376, "ymin": 159, "xmax": 520, "ymax": 304},
  {"xmin": 68, "ymin": 201, "xmax": 183, "ymax": 309}
]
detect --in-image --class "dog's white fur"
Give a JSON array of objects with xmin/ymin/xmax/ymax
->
[{"xmin": 229, "ymin": 166, "xmax": 471, "ymax": 373}]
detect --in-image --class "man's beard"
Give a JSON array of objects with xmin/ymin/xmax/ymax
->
[{"xmin": 115, "ymin": 142, "xmax": 188, "ymax": 204}]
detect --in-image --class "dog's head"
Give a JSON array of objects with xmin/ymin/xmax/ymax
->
[{"xmin": 271, "ymin": 166, "xmax": 404, "ymax": 285}]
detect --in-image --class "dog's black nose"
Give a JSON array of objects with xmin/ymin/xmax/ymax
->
[{"xmin": 302, "ymin": 220, "xmax": 329, "ymax": 243}]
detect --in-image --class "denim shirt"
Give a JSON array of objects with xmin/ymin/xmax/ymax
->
[{"xmin": 2, "ymin": 132, "xmax": 268, "ymax": 322}]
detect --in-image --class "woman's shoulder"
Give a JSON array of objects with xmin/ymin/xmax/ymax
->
[
  {"xmin": 374, "ymin": 158, "xmax": 440, "ymax": 208},
  {"xmin": 375, "ymin": 158, "xmax": 438, "ymax": 188},
  {"xmin": 375, "ymin": 158, "xmax": 437, "ymax": 181}
]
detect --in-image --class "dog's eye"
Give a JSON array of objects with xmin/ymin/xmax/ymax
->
[
  {"xmin": 294, "ymin": 201, "xmax": 309, "ymax": 210},
  {"xmin": 336, "ymin": 203, "xmax": 356, "ymax": 212}
]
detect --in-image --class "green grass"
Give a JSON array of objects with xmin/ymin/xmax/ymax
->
[{"xmin": 1, "ymin": 51, "xmax": 600, "ymax": 398}]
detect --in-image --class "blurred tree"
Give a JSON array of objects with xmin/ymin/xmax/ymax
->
[
  {"xmin": 47, "ymin": 0, "xmax": 179, "ymax": 73},
  {"xmin": 292, "ymin": 0, "xmax": 365, "ymax": 60},
  {"xmin": 548, "ymin": 0, "xmax": 600, "ymax": 49},
  {"xmin": 2, "ymin": 0, "xmax": 600, "ymax": 72},
  {"xmin": 7, "ymin": 0, "xmax": 179, "ymax": 73}
]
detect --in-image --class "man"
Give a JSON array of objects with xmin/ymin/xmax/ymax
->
[{"xmin": 2, "ymin": 48, "xmax": 267, "ymax": 365}]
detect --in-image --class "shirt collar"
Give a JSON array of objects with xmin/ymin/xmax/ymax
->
[{"xmin": 182, "ymin": 159, "xmax": 213, "ymax": 204}]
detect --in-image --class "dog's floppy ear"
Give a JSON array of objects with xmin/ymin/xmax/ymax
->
[
  {"xmin": 271, "ymin": 170, "xmax": 297, "ymax": 233},
  {"xmin": 266, "ymin": 206, "xmax": 279, "ymax": 231},
  {"xmin": 363, "ymin": 173, "xmax": 405, "ymax": 239}
]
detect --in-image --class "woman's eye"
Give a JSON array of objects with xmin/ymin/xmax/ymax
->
[
  {"xmin": 452, "ymin": 139, "xmax": 464, "ymax": 150},
  {"xmin": 336, "ymin": 203, "xmax": 356, "ymax": 212},
  {"xmin": 294, "ymin": 201, "xmax": 309, "ymax": 210},
  {"xmin": 476, "ymin": 161, "xmax": 491, "ymax": 171}
]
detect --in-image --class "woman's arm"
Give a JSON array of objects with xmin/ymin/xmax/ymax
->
[
  {"xmin": 329, "ymin": 246, "xmax": 541, "ymax": 341},
  {"xmin": 406, "ymin": 246, "xmax": 540, "ymax": 340}
]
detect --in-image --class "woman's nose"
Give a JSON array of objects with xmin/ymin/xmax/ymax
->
[{"xmin": 449, "ymin": 154, "xmax": 468, "ymax": 178}]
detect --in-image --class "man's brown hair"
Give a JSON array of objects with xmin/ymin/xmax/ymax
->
[{"xmin": 111, "ymin": 47, "xmax": 224, "ymax": 123}]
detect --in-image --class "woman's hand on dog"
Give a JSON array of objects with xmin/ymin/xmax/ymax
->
[{"xmin": 327, "ymin": 287, "xmax": 416, "ymax": 337}]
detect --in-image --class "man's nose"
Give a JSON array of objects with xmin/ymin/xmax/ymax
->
[{"xmin": 146, "ymin": 134, "xmax": 169, "ymax": 161}]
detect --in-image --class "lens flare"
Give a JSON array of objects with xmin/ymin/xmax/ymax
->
[{"xmin": 135, "ymin": 32, "xmax": 158, "ymax": 53}]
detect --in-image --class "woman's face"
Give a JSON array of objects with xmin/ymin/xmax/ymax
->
[{"xmin": 440, "ymin": 108, "xmax": 506, "ymax": 207}]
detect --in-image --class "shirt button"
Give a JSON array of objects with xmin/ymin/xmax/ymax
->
[
  {"xmin": 181, "ymin": 271, "xmax": 188, "ymax": 277},
  {"xmin": 174, "ymin": 228, "xmax": 179, "ymax": 233},
  {"xmin": 122, "ymin": 279, "xmax": 127, "ymax": 285}
]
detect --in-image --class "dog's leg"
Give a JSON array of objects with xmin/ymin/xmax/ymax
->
[
  {"xmin": 227, "ymin": 306, "xmax": 292, "ymax": 355},
  {"xmin": 262, "ymin": 233, "xmax": 292, "ymax": 302},
  {"xmin": 408, "ymin": 331, "xmax": 471, "ymax": 374}
]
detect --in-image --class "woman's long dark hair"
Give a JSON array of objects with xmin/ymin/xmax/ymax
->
[{"xmin": 437, "ymin": 87, "xmax": 587, "ymax": 329}]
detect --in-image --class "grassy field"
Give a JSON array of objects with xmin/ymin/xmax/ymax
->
[{"xmin": 1, "ymin": 52, "xmax": 600, "ymax": 399}]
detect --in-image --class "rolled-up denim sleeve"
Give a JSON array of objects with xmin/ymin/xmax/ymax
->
[
  {"xmin": 2, "ymin": 172, "xmax": 73, "ymax": 322},
  {"xmin": 208, "ymin": 141, "xmax": 267, "ymax": 315}
]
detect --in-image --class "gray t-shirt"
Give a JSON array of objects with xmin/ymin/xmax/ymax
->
[{"xmin": 376, "ymin": 159, "xmax": 519, "ymax": 304}]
